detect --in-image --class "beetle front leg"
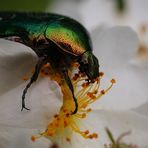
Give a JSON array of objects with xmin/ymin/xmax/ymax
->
[
  {"xmin": 21, "ymin": 56, "xmax": 48, "ymax": 111},
  {"xmin": 62, "ymin": 68, "xmax": 78, "ymax": 114}
]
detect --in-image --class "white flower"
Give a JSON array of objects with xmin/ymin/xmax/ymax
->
[
  {"xmin": 79, "ymin": 0, "xmax": 148, "ymax": 31},
  {"xmin": 46, "ymin": 0, "xmax": 82, "ymax": 23},
  {"xmin": 0, "ymin": 24, "xmax": 148, "ymax": 148},
  {"xmin": 91, "ymin": 26, "xmax": 148, "ymax": 110}
]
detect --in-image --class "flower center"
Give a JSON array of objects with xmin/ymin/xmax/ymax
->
[{"xmin": 31, "ymin": 63, "xmax": 115, "ymax": 143}]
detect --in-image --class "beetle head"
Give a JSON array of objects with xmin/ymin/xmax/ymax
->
[{"xmin": 79, "ymin": 51, "xmax": 99, "ymax": 82}]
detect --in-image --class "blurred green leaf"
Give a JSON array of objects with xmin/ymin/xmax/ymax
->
[
  {"xmin": 0, "ymin": 0, "xmax": 53, "ymax": 11},
  {"xmin": 115, "ymin": 0, "xmax": 126, "ymax": 14},
  {"xmin": 105, "ymin": 128, "xmax": 138, "ymax": 148}
]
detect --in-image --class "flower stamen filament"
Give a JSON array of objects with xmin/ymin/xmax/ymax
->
[{"xmin": 31, "ymin": 64, "xmax": 115, "ymax": 143}]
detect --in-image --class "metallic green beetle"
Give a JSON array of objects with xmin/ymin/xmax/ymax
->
[{"xmin": 0, "ymin": 12, "xmax": 99, "ymax": 114}]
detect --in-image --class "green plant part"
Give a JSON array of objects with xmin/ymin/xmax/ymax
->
[
  {"xmin": 115, "ymin": 0, "xmax": 126, "ymax": 14},
  {"xmin": 105, "ymin": 128, "xmax": 138, "ymax": 148}
]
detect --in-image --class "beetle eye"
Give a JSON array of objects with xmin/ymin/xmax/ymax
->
[{"xmin": 81, "ymin": 57, "xmax": 88, "ymax": 65}]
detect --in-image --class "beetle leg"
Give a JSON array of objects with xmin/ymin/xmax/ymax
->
[
  {"xmin": 62, "ymin": 68, "xmax": 78, "ymax": 114},
  {"xmin": 21, "ymin": 56, "xmax": 48, "ymax": 111}
]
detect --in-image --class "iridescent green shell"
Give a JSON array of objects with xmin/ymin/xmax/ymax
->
[
  {"xmin": 45, "ymin": 17, "xmax": 92, "ymax": 56},
  {"xmin": 0, "ymin": 12, "xmax": 92, "ymax": 56}
]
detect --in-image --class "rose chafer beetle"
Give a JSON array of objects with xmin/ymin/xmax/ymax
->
[{"xmin": 0, "ymin": 12, "xmax": 99, "ymax": 114}]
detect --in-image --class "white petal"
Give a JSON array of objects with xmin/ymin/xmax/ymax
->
[
  {"xmin": 82, "ymin": 110, "xmax": 148, "ymax": 148},
  {"xmin": 0, "ymin": 39, "xmax": 62, "ymax": 128},
  {"xmin": 0, "ymin": 125, "xmax": 51, "ymax": 148},
  {"xmin": 80, "ymin": 0, "xmax": 115, "ymax": 30},
  {"xmin": 46, "ymin": 0, "xmax": 82, "ymax": 23},
  {"xmin": 90, "ymin": 26, "xmax": 148, "ymax": 110},
  {"xmin": 0, "ymin": 39, "xmax": 62, "ymax": 147},
  {"xmin": 132, "ymin": 102, "xmax": 148, "ymax": 117},
  {"xmin": 80, "ymin": 0, "xmax": 148, "ymax": 31},
  {"xmin": 53, "ymin": 110, "xmax": 148, "ymax": 148},
  {"xmin": 0, "ymin": 78, "xmax": 62, "ymax": 128},
  {"xmin": 125, "ymin": 0, "xmax": 148, "ymax": 30},
  {"xmin": 0, "ymin": 39, "xmax": 37, "ymax": 95},
  {"xmin": 92, "ymin": 26, "xmax": 139, "ymax": 70}
]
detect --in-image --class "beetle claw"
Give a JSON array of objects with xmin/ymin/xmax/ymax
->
[
  {"xmin": 21, "ymin": 106, "xmax": 30, "ymax": 111},
  {"xmin": 21, "ymin": 93, "xmax": 30, "ymax": 111}
]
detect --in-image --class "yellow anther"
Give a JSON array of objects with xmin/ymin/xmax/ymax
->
[
  {"xmin": 31, "ymin": 136, "xmax": 37, "ymax": 142},
  {"xmin": 72, "ymin": 74, "xmax": 79, "ymax": 81},
  {"xmin": 82, "ymin": 82, "xmax": 90, "ymax": 88},
  {"xmin": 79, "ymin": 72, "xmax": 86, "ymax": 77},
  {"xmin": 66, "ymin": 113, "xmax": 70, "ymax": 117},
  {"xmin": 47, "ymin": 131, "xmax": 55, "ymax": 136},
  {"xmin": 99, "ymin": 72, "xmax": 104, "ymax": 77},
  {"xmin": 87, "ymin": 92, "xmax": 96, "ymax": 100},
  {"xmin": 93, "ymin": 90, "xmax": 98, "ymax": 94},
  {"xmin": 82, "ymin": 113, "xmax": 87, "ymax": 118},
  {"xmin": 43, "ymin": 63, "xmax": 50, "ymax": 68},
  {"xmin": 66, "ymin": 137, "xmax": 71, "ymax": 143},
  {"xmin": 49, "ymin": 123, "xmax": 53, "ymax": 126},
  {"xmin": 84, "ymin": 130, "xmax": 89, "ymax": 135},
  {"xmin": 100, "ymin": 90, "xmax": 105, "ymax": 95},
  {"xmin": 111, "ymin": 79, "xmax": 116, "ymax": 84},
  {"xmin": 95, "ymin": 77, "xmax": 100, "ymax": 83},
  {"xmin": 88, "ymin": 135, "xmax": 93, "ymax": 139},
  {"xmin": 64, "ymin": 120, "xmax": 69, "ymax": 127},
  {"xmin": 54, "ymin": 114, "xmax": 59, "ymax": 118},
  {"xmin": 81, "ymin": 103, "xmax": 88, "ymax": 109},
  {"xmin": 23, "ymin": 75, "xmax": 29, "ymax": 81},
  {"xmin": 63, "ymin": 108, "xmax": 68, "ymax": 113},
  {"xmin": 31, "ymin": 134, "xmax": 43, "ymax": 142},
  {"xmin": 92, "ymin": 133, "xmax": 98, "ymax": 138},
  {"xmin": 87, "ymin": 108, "xmax": 92, "ymax": 112}
]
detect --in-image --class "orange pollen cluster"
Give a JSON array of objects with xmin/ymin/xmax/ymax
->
[
  {"xmin": 23, "ymin": 75, "xmax": 29, "ymax": 81},
  {"xmin": 31, "ymin": 63, "xmax": 116, "ymax": 142}
]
